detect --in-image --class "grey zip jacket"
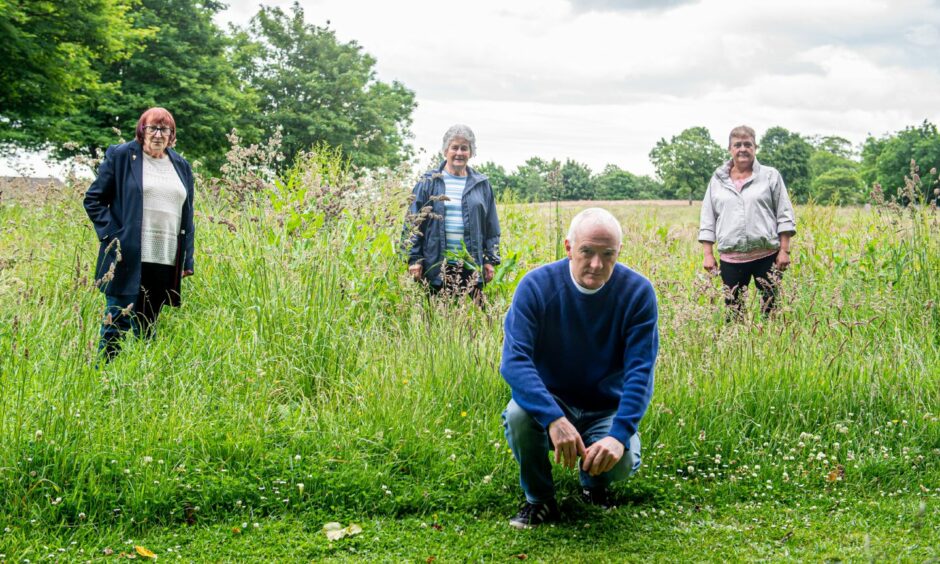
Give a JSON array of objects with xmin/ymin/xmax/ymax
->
[
  {"xmin": 405, "ymin": 161, "xmax": 501, "ymax": 286},
  {"xmin": 698, "ymin": 159, "xmax": 796, "ymax": 253}
]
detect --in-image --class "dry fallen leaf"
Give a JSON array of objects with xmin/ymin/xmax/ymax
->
[
  {"xmin": 135, "ymin": 545, "xmax": 157, "ymax": 559},
  {"xmin": 322, "ymin": 522, "xmax": 364, "ymax": 541},
  {"xmin": 826, "ymin": 464, "xmax": 845, "ymax": 483}
]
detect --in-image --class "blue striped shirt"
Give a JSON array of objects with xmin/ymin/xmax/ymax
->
[{"xmin": 443, "ymin": 172, "xmax": 467, "ymax": 259}]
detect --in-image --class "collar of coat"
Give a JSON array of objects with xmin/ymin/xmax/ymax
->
[{"xmin": 428, "ymin": 160, "xmax": 488, "ymax": 186}]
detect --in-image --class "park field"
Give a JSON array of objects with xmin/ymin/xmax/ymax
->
[{"xmin": 0, "ymin": 162, "xmax": 938, "ymax": 561}]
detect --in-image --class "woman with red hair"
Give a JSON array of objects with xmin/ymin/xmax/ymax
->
[{"xmin": 84, "ymin": 107, "xmax": 196, "ymax": 360}]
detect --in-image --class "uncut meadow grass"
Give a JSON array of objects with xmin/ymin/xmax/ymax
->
[{"xmin": 0, "ymin": 166, "xmax": 937, "ymax": 547}]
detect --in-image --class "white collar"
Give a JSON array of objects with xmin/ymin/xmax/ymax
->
[{"xmin": 569, "ymin": 262, "xmax": 603, "ymax": 295}]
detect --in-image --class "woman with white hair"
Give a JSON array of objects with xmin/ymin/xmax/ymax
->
[{"xmin": 405, "ymin": 124, "xmax": 501, "ymax": 302}]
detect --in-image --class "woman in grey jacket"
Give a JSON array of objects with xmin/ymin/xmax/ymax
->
[
  {"xmin": 405, "ymin": 124, "xmax": 501, "ymax": 303},
  {"xmin": 698, "ymin": 125, "xmax": 796, "ymax": 317}
]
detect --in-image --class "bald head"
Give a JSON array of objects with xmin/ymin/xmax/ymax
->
[{"xmin": 566, "ymin": 208, "xmax": 623, "ymax": 247}]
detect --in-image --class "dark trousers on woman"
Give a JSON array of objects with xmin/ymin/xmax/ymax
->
[
  {"xmin": 429, "ymin": 264, "xmax": 484, "ymax": 306},
  {"xmin": 99, "ymin": 262, "xmax": 178, "ymax": 360},
  {"xmin": 719, "ymin": 254, "xmax": 782, "ymax": 318}
]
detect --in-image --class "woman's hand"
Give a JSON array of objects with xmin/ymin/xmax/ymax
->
[
  {"xmin": 483, "ymin": 263, "xmax": 495, "ymax": 283},
  {"xmin": 774, "ymin": 249, "xmax": 790, "ymax": 271},
  {"xmin": 408, "ymin": 263, "xmax": 423, "ymax": 281},
  {"xmin": 703, "ymin": 253, "xmax": 718, "ymax": 275},
  {"xmin": 701, "ymin": 242, "xmax": 718, "ymax": 275}
]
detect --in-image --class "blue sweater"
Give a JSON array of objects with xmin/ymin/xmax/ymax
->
[{"xmin": 500, "ymin": 259, "xmax": 658, "ymax": 445}]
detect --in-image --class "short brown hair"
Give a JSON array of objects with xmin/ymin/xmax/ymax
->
[
  {"xmin": 728, "ymin": 125, "xmax": 756, "ymax": 148},
  {"xmin": 135, "ymin": 107, "xmax": 177, "ymax": 148}
]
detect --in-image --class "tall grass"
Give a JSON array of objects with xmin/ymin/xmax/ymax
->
[{"xmin": 0, "ymin": 149, "xmax": 937, "ymax": 538}]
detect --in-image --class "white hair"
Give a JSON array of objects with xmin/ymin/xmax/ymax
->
[
  {"xmin": 441, "ymin": 124, "xmax": 477, "ymax": 156},
  {"xmin": 566, "ymin": 208, "xmax": 623, "ymax": 246}
]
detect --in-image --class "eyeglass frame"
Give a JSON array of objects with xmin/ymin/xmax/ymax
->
[{"xmin": 143, "ymin": 125, "xmax": 174, "ymax": 136}]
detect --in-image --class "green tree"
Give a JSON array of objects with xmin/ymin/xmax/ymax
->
[
  {"xmin": 811, "ymin": 135, "xmax": 856, "ymax": 160},
  {"xmin": 811, "ymin": 167, "xmax": 865, "ymax": 205},
  {"xmin": 241, "ymin": 3, "xmax": 416, "ymax": 170},
  {"xmin": 807, "ymin": 140, "xmax": 865, "ymax": 205},
  {"xmin": 593, "ymin": 165, "xmax": 638, "ymax": 200},
  {"xmin": 757, "ymin": 126, "xmax": 813, "ymax": 203},
  {"xmin": 649, "ymin": 127, "xmax": 724, "ymax": 204},
  {"xmin": 0, "ymin": 0, "xmax": 149, "ymax": 148},
  {"xmin": 592, "ymin": 164, "xmax": 664, "ymax": 200},
  {"xmin": 48, "ymin": 0, "xmax": 259, "ymax": 171},
  {"xmin": 559, "ymin": 159, "xmax": 594, "ymax": 200},
  {"xmin": 508, "ymin": 157, "xmax": 559, "ymax": 202},
  {"xmin": 860, "ymin": 121, "xmax": 940, "ymax": 202},
  {"xmin": 475, "ymin": 161, "xmax": 511, "ymax": 199}
]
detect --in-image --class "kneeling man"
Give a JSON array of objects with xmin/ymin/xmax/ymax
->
[{"xmin": 501, "ymin": 208, "xmax": 659, "ymax": 528}]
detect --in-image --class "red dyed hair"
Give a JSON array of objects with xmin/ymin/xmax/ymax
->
[{"xmin": 135, "ymin": 107, "xmax": 177, "ymax": 148}]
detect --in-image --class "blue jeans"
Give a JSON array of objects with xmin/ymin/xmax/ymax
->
[
  {"xmin": 98, "ymin": 293, "xmax": 142, "ymax": 359},
  {"xmin": 503, "ymin": 397, "xmax": 641, "ymax": 504}
]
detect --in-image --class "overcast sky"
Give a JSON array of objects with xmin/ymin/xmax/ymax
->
[{"xmin": 5, "ymin": 0, "xmax": 939, "ymax": 178}]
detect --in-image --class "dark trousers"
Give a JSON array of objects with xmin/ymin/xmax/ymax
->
[
  {"xmin": 719, "ymin": 254, "xmax": 782, "ymax": 317},
  {"xmin": 99, "ymin": 262, "xmax": 178, "ymax": 360},
  {"xmin": 429, "ymin": 264, "xmax": 484, "ymax": 306}
]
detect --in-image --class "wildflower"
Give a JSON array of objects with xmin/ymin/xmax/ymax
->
[
  {"xmin": 34, "ymin": 430, "xmax": 43, "ymax": 441},
  {"xmin": 482, "ymin": 475, "xmax": 492, "ymax": 484}
]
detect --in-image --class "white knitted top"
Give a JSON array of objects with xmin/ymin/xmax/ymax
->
[{"xmin": 140, "ymin": 152, "xmax": 187, "ymax": 266}]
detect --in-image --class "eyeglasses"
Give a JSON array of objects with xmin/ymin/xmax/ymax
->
[
  {"xmin": 732, "ymin": 141, "xmax": 755, "ymax": 149},
  {"xmin": 144, "ymin": 125, "xmax": 173, "ymax": 136}
]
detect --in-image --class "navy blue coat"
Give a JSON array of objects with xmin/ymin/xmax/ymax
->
[{"xmin": 83, "ymin": 140, "xmax": 195, "ymax": 300}]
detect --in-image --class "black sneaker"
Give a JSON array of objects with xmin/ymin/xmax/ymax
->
[
  {"xmin": 509, "ymin": 501, "xmax": 560, "ymax": 529},
  {"xmin": 581, "ymin": 487, "xmax": 614, "ymax": 509}
]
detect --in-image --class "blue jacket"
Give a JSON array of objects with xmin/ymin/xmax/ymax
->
[
  {"xmin": 83, "ymin": 140, "xmax": 195, "ymax": 299},
  {"xmin": 405, "ymin": 161, "xmax": 500, "ymax": 286}
]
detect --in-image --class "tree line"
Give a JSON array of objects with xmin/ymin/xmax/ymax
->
[{"xmin": 478, "ymin": 122, "xmax": 940, "ymax": 205}]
